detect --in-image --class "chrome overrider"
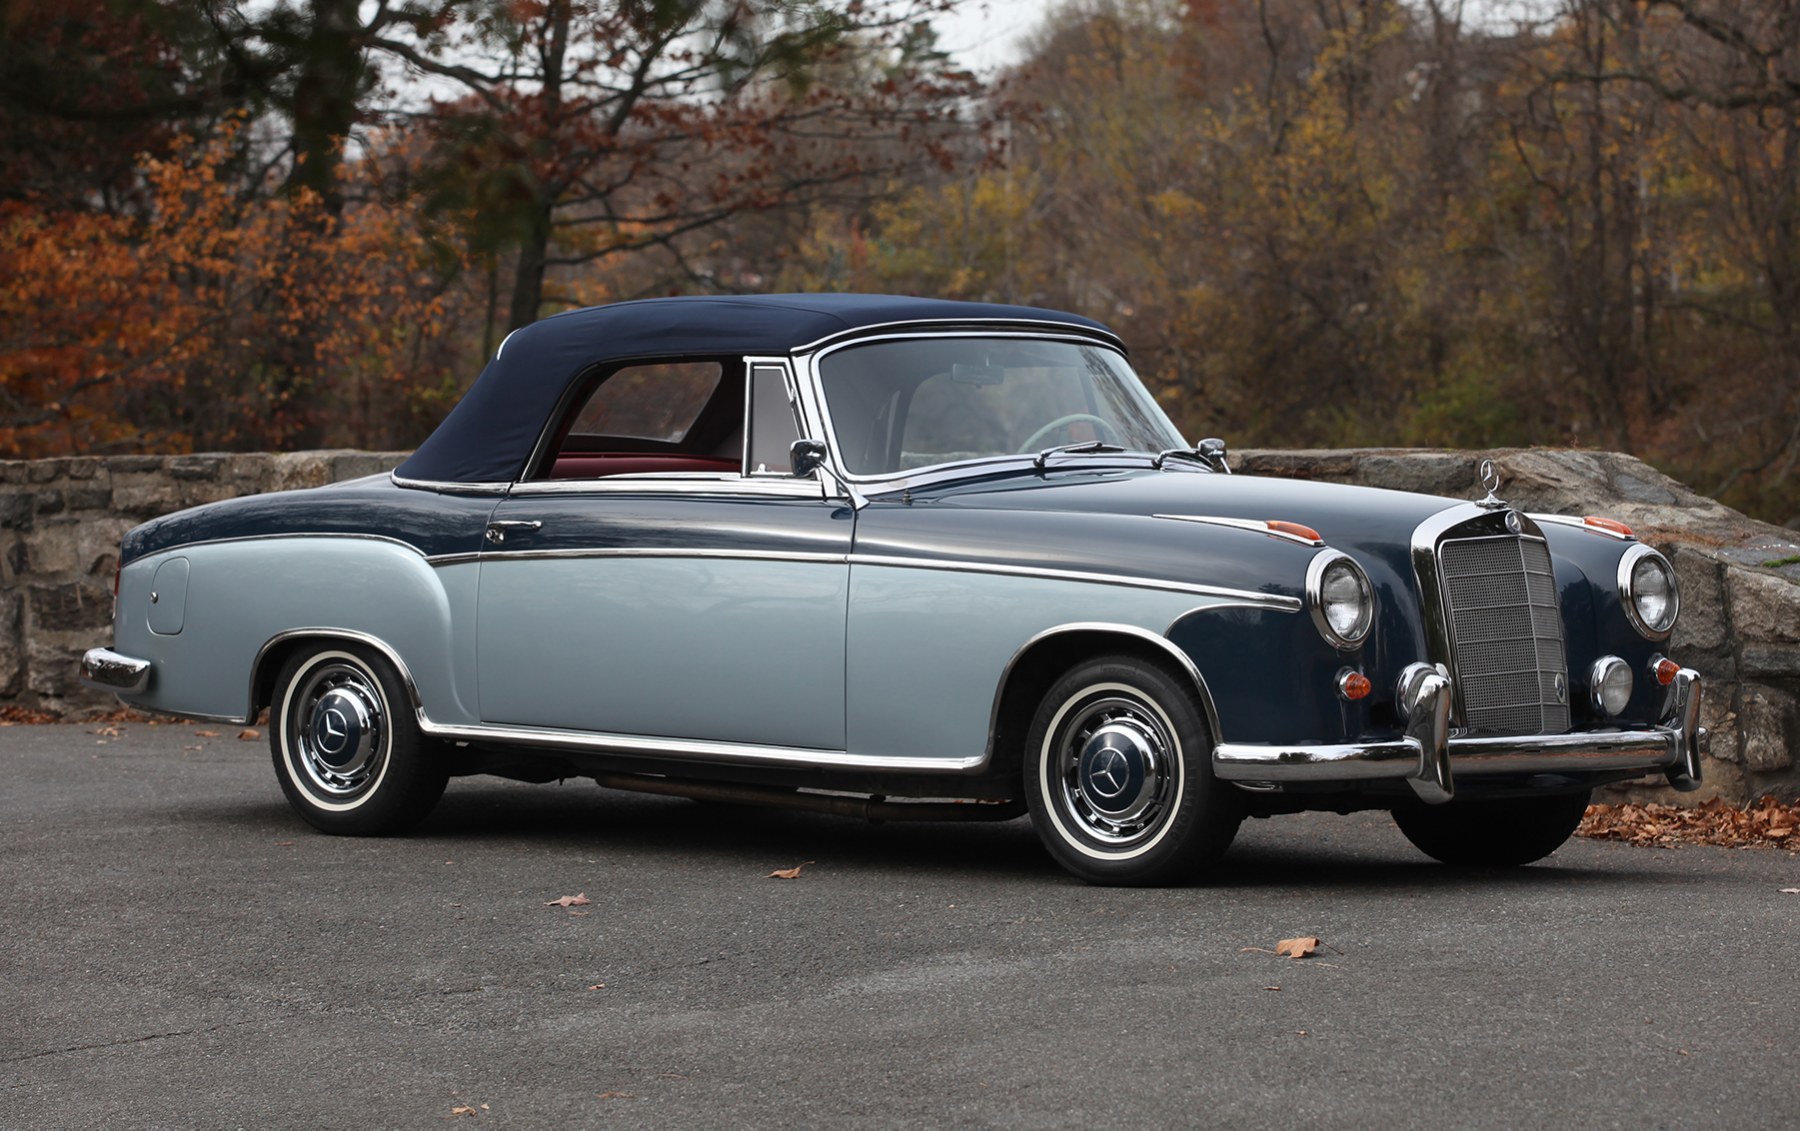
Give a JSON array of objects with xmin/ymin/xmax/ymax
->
[
  {"xmin": 1213, "ymin": 663, "xmax": 1707, "ymax": 803},
  {"xmin": 79, "ymin": 647, "xmax": 151, "ymax": 695}
]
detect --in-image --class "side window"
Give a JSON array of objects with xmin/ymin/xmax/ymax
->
[
  {"xmin": 744, "ymin": 364, "xmax": 800, "ymax": 475},
  {"xmin": 541, "ymin": 360, "xmax": 742, "ymax": 480},
  {"xmin": 567, "ymin": 361, "xmax": 723, "ymax": 441}
]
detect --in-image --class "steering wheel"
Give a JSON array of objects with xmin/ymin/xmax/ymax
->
[{"xmin": 1018, "ymin": 413, "xmax": 1123, "ymax": 453}]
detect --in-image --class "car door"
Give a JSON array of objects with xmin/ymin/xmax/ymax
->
[{"xmin": 472, "ymin": 358, "xmax": 851, "ymax": 751}]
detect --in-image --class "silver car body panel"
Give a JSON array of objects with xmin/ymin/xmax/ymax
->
[
  {"xmin": 474, "ymin": 554, "xmax": 850, "ymax": 750},
  {"xmin": 110, "ymin": 539, "xmax": 483, "ymax": 726}
]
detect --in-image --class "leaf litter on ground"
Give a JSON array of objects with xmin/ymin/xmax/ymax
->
[{"xmin": 1578, "ymin": 796, "xmax": 1800, "ymax": 849}]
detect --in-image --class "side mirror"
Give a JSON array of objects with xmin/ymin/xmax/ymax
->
[
  {"xmin": 1197, "ymin": 436, "xmax": 1231, "ymax": 475},
  {"xmin": 788, "ymin": 438, "xmax": 868, "ymax": 511},
  {"xmin": 790, "ymin": 438, "xmax": 828, "ymax": 478}
]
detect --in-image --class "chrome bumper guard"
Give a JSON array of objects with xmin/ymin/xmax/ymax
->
[
  {"xmin": 80, "ymin": 647, "xmax": 152, "ymax": 695},
  {"xmin": 1214, "ymin": 665, "xmax": 1706, "ymax": 804}
]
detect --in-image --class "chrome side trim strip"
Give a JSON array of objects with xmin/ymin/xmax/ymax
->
[
  {"xmin": 417, "ymin": 720, "xmax": 988, "ymax": 774},
  {"xmin": 1530, "ymin": 513, "xmax": 1637, "ymax": 541},
  {"xmin": 131, "ymin": 531, "xmax": 430, "ymax": 562},
  {"xmin": 80, "ymin": 648, "xmax": 151, "ymax": 694},
  {"xmin": 426, "ymin": 544, "xmax": 1300, "ymax": 608},
  {"xmin": 849, "ymin": 554, "xmax": 1302, "ymax": 609},
  {"xmin": 430, "ymin": 547, "xmax": 847, "ymax": 568},
  {"xmin": 390, "ymin": 471, "xmax": 511, "ymax": 495},
  {"xmin": 505, "ymin": 477, "xmax": 822, "ymax": 498},
  {"xmin": 1153, "ymin": 514, "xmax": 1324, "ymax": 546}
]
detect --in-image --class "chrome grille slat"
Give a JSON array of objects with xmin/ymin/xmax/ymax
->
[{"xmin": 1438, "ymin": 534, "xmax": 1570, "ymax": 734}]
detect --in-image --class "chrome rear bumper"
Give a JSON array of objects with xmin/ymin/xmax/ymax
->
[
  {"xmin": 80, "ymin": 647, "xmax": 151, "ymax": 695},
  {"xmin": 1214, "ymin": 666, "xmax": 1706, "ymax": 803}
]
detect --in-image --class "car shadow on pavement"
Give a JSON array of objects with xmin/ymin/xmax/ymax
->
[{"xmin": 179, "ymin": 780, "xmax": 1673, "ymax": 890}]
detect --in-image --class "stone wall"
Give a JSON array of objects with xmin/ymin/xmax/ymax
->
[
  {"xmin": 0, "ymin": 451, "xmax": 407, "ymax": 716},
  {"xmin": 3, "ymin": 446, "xmax": 1795, "ymax": 802}
]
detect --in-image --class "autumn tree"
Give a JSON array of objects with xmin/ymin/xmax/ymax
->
[
  {"xmin": 0, "ymin": 126, "xmax": 471, "ymax": 458},
  {"xmin": 381, "ymin": 0, "xmax": 979, "ymax": 332}
]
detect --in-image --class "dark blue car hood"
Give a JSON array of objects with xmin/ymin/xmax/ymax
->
[{"xmin": 913, "ymin": 467, "xmax": 1462, "ymax": 558}]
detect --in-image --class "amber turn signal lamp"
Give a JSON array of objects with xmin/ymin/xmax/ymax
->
[
  {"xmin": 1268, "ymin": 520, "xmax": 1323, "ymax": 543},
  {"xmin": 1654, "ymin": 657, "xmax": 1681, "ymax": 686},
  {"xmin": 1584, "ymin": 515, "xmax": 1634, "ymax": 537},
  {"xmin": 1337, "ymin": 670, "xmax": 1372, "ymax": 701}
]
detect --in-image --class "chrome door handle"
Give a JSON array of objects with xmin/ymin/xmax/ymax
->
[{"xmin": 484, "ymin": 520, "xmax": 542, "ymax": 545}]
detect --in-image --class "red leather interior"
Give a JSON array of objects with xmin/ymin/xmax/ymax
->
[{"xmin": 548, "ymin": 454, "xmax": 738, "ymax": 479}]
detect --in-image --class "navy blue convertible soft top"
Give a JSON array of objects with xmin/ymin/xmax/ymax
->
[{"xmin": 395, "ymin": 293, "xmax": 1117, "ymax": 485}]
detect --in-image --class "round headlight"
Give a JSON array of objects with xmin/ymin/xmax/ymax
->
[
  {"xmin": 1589, "ymin": 655, "xmax": 1633, "ymax": 716},
  {"xmin": 1308, "ymin": 551, "xmax": 1374, "ymax": 650},
  {"xmin": 1619, "ymin": 545, "xmax": 1678, "ymax": 640}
]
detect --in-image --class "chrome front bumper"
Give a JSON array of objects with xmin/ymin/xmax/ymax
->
[
  {"xmin": 80, "ymin": 647, "xmax": 151, "ymax": 695},
  {"xmin": 1214, "ymin": 666, "xmax": 1706, "ymax": 804}
]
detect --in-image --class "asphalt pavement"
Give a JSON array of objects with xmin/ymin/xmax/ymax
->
[{"xmin": 4, "ymin": 720, "xmax": 1797, "ymax": 1128}]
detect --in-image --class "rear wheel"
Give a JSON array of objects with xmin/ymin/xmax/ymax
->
[
  {"xmin": 269, "ymin": 643, "xmax": 447, "ymax": 835},
  {"xmin": 1392, "ymin": 789, "xmax": 1592, "ymax": 867},
  {"xmin": 1023, "ymin": 655, "xmax": 1239, "ymax": 885}
]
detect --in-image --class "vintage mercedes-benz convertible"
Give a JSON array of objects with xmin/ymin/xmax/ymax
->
[{"xmin": 81, "ymin": 294, "xmax": 1706, "ymax": 884}]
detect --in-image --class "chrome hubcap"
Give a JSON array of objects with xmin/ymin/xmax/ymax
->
[
  {"xmin": 292, "ymin": 662, "xmax": 386, "ymax": 798},
  {"xmin": 1057, "ymin": 694, "xmax": 1175, "ymax": 845}
]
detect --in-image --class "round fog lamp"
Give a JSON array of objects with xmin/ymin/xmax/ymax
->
[{"xmin": 1589, "ymin": 656, "xmax": 1633, "ymax": 716}]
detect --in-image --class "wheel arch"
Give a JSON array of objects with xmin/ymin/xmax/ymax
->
[
  {"xmin": 986, "ymin": 622, "xmax": 1221, "ymax": 775},
  {"xmin": 251, "ymin": 628, "xmax": 426, "ymax": 723}
]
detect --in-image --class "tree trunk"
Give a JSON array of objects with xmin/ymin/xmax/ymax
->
[
  {"xmin": 508, "ymin": 199, "xmax": 552, "ymax": 331},
  {"xmin": 284, "ymin": 0, "xmax": 365, "ymax": 216}
]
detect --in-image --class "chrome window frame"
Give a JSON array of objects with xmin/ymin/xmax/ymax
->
[
  {"xmin": 742, "ymin": 356, "xmax": 807, "ymax": 479},
  {"xmin": 796, "ymin": 329, "xmax": 1186, "ymax": 490}
]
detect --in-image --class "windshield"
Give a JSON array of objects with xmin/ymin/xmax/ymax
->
[{"xmin": 816, "ymin": 336, "xmax": 1186, "ymax": 477}]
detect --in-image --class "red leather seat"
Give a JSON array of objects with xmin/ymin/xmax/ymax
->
[{"xmin": 548, "ymin": 454, "xmax": 738, "ymax": 479}]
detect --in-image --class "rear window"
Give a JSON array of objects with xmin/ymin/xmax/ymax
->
[{"xmin": 567, "ymin": 361, "xmax": 724, "ymax": 443}]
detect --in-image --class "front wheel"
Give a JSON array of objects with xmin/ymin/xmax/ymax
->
[
  {"xmin": 1023, "ymin": 655, "xmax": 1240, "ymax": 885},
  {"xmin": 1392, "ymin": 789, "xmax": 1592, "ymax": 867},
  {"xmin": 269, "ymin": 643, "xmax": 447, "ymax": 835}
]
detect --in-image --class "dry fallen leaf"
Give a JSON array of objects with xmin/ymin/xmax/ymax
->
[
  {"xmin": 545, "ymin": 893, "xmax": 590, "ymax": 908},
  {"xmin": 598, "ymin": 1091, "xmax": 634, "ymax": 1100},
  {"xmin": 586, "ymin": 983, "xmax": 607, "ymax": 991},
  {"xmin": 194, "ymin": 729, "xmax": 219, "ymax": 738},
  {"xmin": 1276, "ymin": 936, "xmax": 1322, "ymax": 959},
  {"xmin": 1579, "ymin": 796, "xmax": 1800, "ymax": 850},
  {"xmin": 450, "ymin": 1106, "xmax": 477, "ymax": 1117},
  {"xmin": 238, "ymin": 728, "xmax": 261, "ymax": 740},
  {"xmin": 91, "ymin": 724, "xmax": 122, "ymax": 737},
  {"xmin": 768, "ymin": 861, "xmax": 815, "ymax": 879}
]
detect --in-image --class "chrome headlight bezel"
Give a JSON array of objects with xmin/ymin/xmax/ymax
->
[
  {"xmin": 1588, "ymin": 655, "xmax": 1633, "ymax": 716},
  {"xmin": 1618, "ymin": 544, "xmax": 1679, "ymax": 641},
  {"xmin": 1307, "ymin": 550, "xmax": 1375, "ymax": 651}
]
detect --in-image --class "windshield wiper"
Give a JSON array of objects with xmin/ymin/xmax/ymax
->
[
  {"xmin": 1153, "ymin": 448, "xmax": 1208, "ymax": 470},
  {"xmin": 1033, "ymin": 440, "xmax": 1126, "ymax": 471}
]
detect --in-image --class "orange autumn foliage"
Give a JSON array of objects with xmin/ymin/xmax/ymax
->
[{"xmin": 0, "ymin": 126, "xmax": 467, "ymax": 458}]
